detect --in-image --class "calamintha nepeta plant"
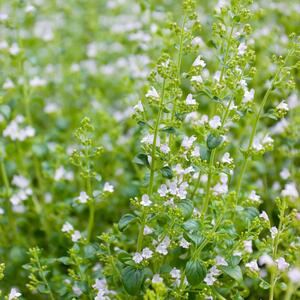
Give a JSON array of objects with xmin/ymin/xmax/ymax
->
[{"xmin": 0, "ymin": 0, "xmax": 299, "ymax": 299}]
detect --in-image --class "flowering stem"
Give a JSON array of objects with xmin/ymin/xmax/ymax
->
[
  {"xmin": 86, "ymin": 149, "xmax": 94, "ymax": 242},
  {"xmin": 148, "ymin": 79, "xmax": 166, "ymax": 195}
]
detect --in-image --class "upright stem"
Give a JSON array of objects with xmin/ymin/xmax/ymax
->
[
  {"xmin": 137, "ymin": 79, "xmax": 166, "ymax": 251},
  {"xmin": 86, "ymin": 148, "xmax": 94, "ymax": 242}
]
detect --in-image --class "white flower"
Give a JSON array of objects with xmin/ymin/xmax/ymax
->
[
  {"xmin": 3, "ymin": 78, "xmax": 14, "ymax": 89},
  {"xmin": 143, "ymin": 225, "xmax": 153, "ymax": 235},
  {"xmin": 270, "ymin": 227, "xmax": 278, "ymax": 239},
  {"xmin": 192, "ymin": 55, "xmax": 206, "ymax": 67},
  {"xmin": 238, "ymin": 42, "xmax": 247, "ymax": 55},
  {"xmin": 288, "ymin": 268, "xmax": 300, "ymax": 283},
  {"xmin": 181, "ymin": 135, "xmax": 197, "ymax": 149},
  {"xmin": 141, "ymin": 134, "xmax": 160, "ymax": 146},
  {"xmin": 191, "ymin": 37, "xmax": 204, "ymax": 47},
  {"xmin": 262, "ymin": 134, "xmax": 273, "ymax": 145},
  {"xmin": 29, "ymin": 76, "xmax": 47, "ymax": 87},
  {"xmin": 134, "ymin": 101, "xmax": 144, "ymax": 112},
  {"xmin": 186, "ymin": 93, "xmax": 197, "ymax": 105},
  {"xmin": 72, "ymin": 285, "xmax": 82, "ymax": 297},
  {"xmin": 62, "ymin": 222, "xmax": 73, "ymax": 233},
  {"xmin": 280, "ymin": 168, "xmax": 290, "ymax": 180},
  {"xmin": 142, "ymin": 247, "xmax": 153, "ymax": 259},
  {"xmin": 281, "ymin": 182, "xmax": 299, "ymax": 200},
  {"xmin": 221, "ymin": 152, "xmax": 233, "ymax": 164},
  {"xmin": 170, "ymin": 268, "xmax": 181, "ymax": 279},
  {"xmin": 209, "ymin": 115, "xmax": 221, "ymax": 129},
  {"xmin": 25, "ymin": 5, "xmax": 36, "ymax": 13},
  {"xmin": 259, "ymin": 254, "xmax": 274, "ymax": 266},
  {"xmin": 191, "ymin": 75, "xmax": 203, "ymax": 84},
  {"xmin": 259, "ymin": 211, "xmax": 269, "ymax": 221},
  {"xmin": 249, "ymin": 190, "xmax": 260, "ymax": 202},
  {"xmin": 78, "ymin": 191, "xmax": 89, "ymax": 203},
  {"xmin": 246, "ymin": 260, "xmax": 259, "ymax": 272},
  {"xmin": 215, "ymin": 256, "xmax": 228, "ymax": 266},
  {"xmin": 133, "ymin": 252, "xmax": 143, "ymax": 264},
  {"xmin": 141, "ymin": 194, "xmax": 152, "ymax": 206},
  {"xmin": 9, "ymin": 43, "xmax": 20, "ymax": 55},
  {"xmin": 158, "ymin": 184, "xmax": 168, "ymax": 197},
  {"xmin": 276, "ymin": 100, "xmax": 289, "ymax": 112},
  {"xmin": 276, "ymin": 257, "xmax": 289, "ymax": 271},
  {"xmin": 71, "ymin": 230, "xmax": 81, "ymax": 242},
  {"xmin": 243, "ymin": 89, "xmax": 255, "ymax": 103},
  {"xmin": 156, "ymin": 236, "xmax": 170, "ymax": 255},
  {"xmin": 12, "ymin": 175, "xmax": 29, "ymax": 189},
  {"xmin": 244, "ymin": 240, "xmax": 253, "ymax": 253},
  {"xmin": 179, "ymin": 238, "xmax": 190, "ymax": 249},
  {"xmin": 103, "ymin": 182, "xmax": 114, "ymax": 193},
  {"xmin": 8, "ymin": 288, "xmax": 21, "ymax": 300},
  {"xmin": 146, "ymin": 86, "xmax": 159, "ymax": 99},
  {"xmin": 152, "ymin": 274, "xmax": 163, "ymax": 284},
  {"xmin": 160, "ymin": 144, "xmax": 170, "ymax": 154}
]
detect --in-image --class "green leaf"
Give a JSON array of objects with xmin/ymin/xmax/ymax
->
[
  {"xmin": 133, "ymin": 153, "xmax": 150, "ymax": 167},
  {"xmin": 57, "ymin": 256, "xmax": 72, "ymax": 265},
  {"xmin": 160, "ymin": 166, "xmax": 173, "ymax": 179},
  {"xmin": 185, "ymin": 260, "xmax": 207, "ymax": 286},
  {"xmin": 183, "ymin": 219, "xmax": 199, "ymax": 231},
  {"xmin": 160, "ymin": 126, "xmax": 176, "ymax": 134},
  {"xmin": 200, "ymin": 144, "xmax": 211, "ymax": 161},
  {"xmin": 121, "ymin": 266, "xmax": 144, "ymax": 295},
  {"xmin": 207, "ymin": 39, "xmax": 217, "ymax": 48},
  {"xmin": 178, "ymin": 200, "xmax": 194, "ymax": 219},
  {"xmin": 221, "ymin": 265, "xmax": 243, "ymax": 282},
  {"xmin": 118, "ymin": 214, "xmax": 137, "ymax": 231},
  {"xmin": 207, "ymin": 134, "xmax": 223, "ymax": 150},
  {"xmin": 185, "ymin": 232, "xmax": 204, "ymax": 246}
]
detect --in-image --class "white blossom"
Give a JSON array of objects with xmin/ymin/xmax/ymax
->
[{"xmin": 140, "ymin": 194, "xmax": 152, "ymax": 206}]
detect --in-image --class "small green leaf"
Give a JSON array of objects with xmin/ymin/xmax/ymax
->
[
  {"xmin": 160, "ymin": 126, "xmax": 176, "ymax": 134},
  {"xmin": 121, "ymin": 266, "xmax": 144, "ymax": 295},
  {"xmin": 160, "ymin": 166, "xmax": 173, "ymax": 179},
  {"xmin": 133, "ymin": 153, "xmax": 150, "ymax": 167},
  {"xmin": 178, "ymin": 200, "xmax": 194, "ymax": 219},
  {"xmin": 183, "ymin": 219, "xmax": 199, "ymax": 231},
  {"xmin": 207, "ymin": 134, "xmax": 223, "ymax": 150},
  {"xmin": 221, "ymin": 265, "xmax": 243, "ymax": 282},
  {"xmin": 118, "ymin": 214, "xmax": 137, "ymax": 231},
  {"xmin": 185, "ymin": 260, "xmax": 207, "ymax": 286}
]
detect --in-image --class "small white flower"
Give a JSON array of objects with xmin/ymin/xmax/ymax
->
[
  {"xmin": 160, "ymin": 144, "xmax": 170, "ymax": 154},
  {"xmin": 9, "ymin": 43, "xmax": 20, "ymax": 55},
  {"xmin": 276, "ymin": 100, "xmax": 289, "ymax": 112},
  {"xmin": 281, "ymin": 182, "xmax": 299, "ymax": 200},
  {"xmin": 288, "ymin": 268, "xmax": 300, "ymax": 283},
  {"xmin": 72, "ymin": 285, "xmax": 82, "ymax": 297},
  {"xmin": 25, "ymin": 5, "xmax": 36, "ymax": 13},
  {"xmin": 249, "ymin": 190, "xmax": 260, "ymax": 202},
  {"xmin": 215, "ymin": 256, "xmax": 228, "ymax": 266},
  {"xmin": 3, "ymin": 78, "xmax": 15, "ymax": 89},
  {"xmin": 103, "ymin": 182, "xmax": 114, "ymax": 193},
  {"xmin": 142, "ymin": 247, "xmax": 153, "ymax": 259},
  {"xmin": 259, "ymin": 211, "xmax": 269, "ymax": 221},
  {"xmin": 270, "ymin": 227, "xmax": 278, "ymax": 239},
  {"xmin": 141, "ymin": 194, "xmax": 152, "ymax": 206},
  {"xmin": 238, "ymin": 42, "xmax": 247, "ymax": 55},
  {"xmin": 134, "ymin": 101, "xmax": 144, "ymax": 112},
  {"xmin": 243, "ymin": 89, "xmax": 255, "ymax": 103},
  {"xmin": 221, "ymin": 152, "xmax": 233, "ymax": 164},
  {"xmin": 246, "ymin": 260, "xmax": 259, "ymax": 272},
  {"xmin": 29, "ymin": 76, "xmax": 47, "ymax": 87},
  {"xmin": 191, "ymin": 37, "xmax": 204, "ymax": 47},
  {"xmin": 156, "ymin": 236, "xmax": 170, "ymax": 255},
  {"xmin": 133, "ymin": 252, "xmax": 143, "ymax": 264},
  {"xmin": 259, "ymin": 254, "xmax": 274, "ymax": 266},
  {"xmin": 12, "ymin": 175, "xmax": 30, "ymax": 189},
  {"xmin": 280, "ymin": 168, "xmax": 290, "ymax": 180},
  {"xmin": 192, "ymin": 55, "xmax": 206, "ymax": 67},
  {"xmin": 62, "ymin": 222, "xmax": 73, "ymax": 233},
  {"xmin": 276, "ymin": 257, "xmax": 289, "ymax": 271},
  {"xmin": 244, "ymin": 240, "xmax": 253, "ymax": 253},
  {"xmin": 152, "ymin": 274, "xmax": 163, "ymax": 284},
  {"xmin": 179, "ymin": 238, "xmax": 190, "ymax": 249},
  {"xmin": 8, "ymin": 288, "xmax": 21, "ymax": 300},
  {"xmin": 170, "ymin": 268, "xmax": 181, "ymax": 279},
  {"xmin": 191, "ymin": 75, "xmax": 203, "ymax": 84},
  {"xmin": 146, "ymin": 86, "xmax": 159, "ymax": 100},
  {"xmin": 181, "ymin": 135, "xmax": 197, "ymax": 149},
  {"xmin": 186, "ymin": 93, "xmax": 197, "ymax": 105},
  {"xmin": 78, "ymin": 191, "xmax": 89, "ymax": 203},
  {"xmin": 143, "ymin": 225, "xmax": 153, "ymax": 235},
  {"xmin": 71, "ymin": 230, "xmax": 81, "ymax": 242},
  {"xmin": 158, "ymin": 184, "xmax": 168, "ymax": 197},
  {"xmin": 209, "ymin": 115, "xmax": 221, "ymax": 129}
]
